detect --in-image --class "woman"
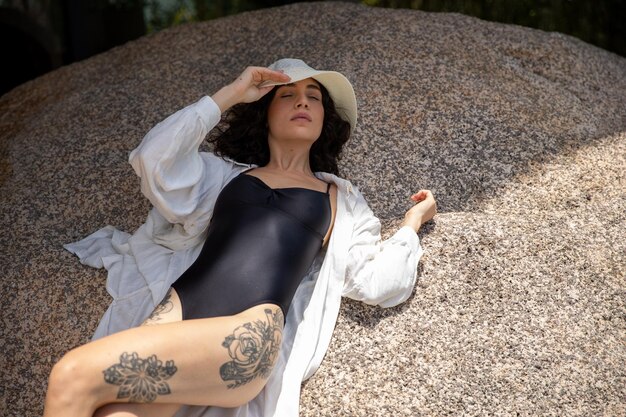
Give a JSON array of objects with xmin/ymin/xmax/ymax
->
[{"xmin": 45, "ymin": 58, "xmax": 436, "ymax": 417}]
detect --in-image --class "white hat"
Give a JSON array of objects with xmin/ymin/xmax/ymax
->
[{"xmin": 260, "ymin": 58, "xmax": 357, "ymax": 132}]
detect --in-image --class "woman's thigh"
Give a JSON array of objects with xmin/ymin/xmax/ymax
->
[
  {"xmin": 93, "ymin": 402, "xmax": 181, "ymax": 417},
  {"xmin": 141, "ymin": 288, "xmax": 183, "ymax": 326},
  {"xmin": 63, "ymin": 303, "xmax": 284, "ymax": 410}
]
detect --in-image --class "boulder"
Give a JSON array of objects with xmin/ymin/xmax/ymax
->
[{"xmin": 1, "ymin": 2, "xmax": 624, "ymax": 415}]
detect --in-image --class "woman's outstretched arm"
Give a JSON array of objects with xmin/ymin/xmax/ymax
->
[
  {"xmin": 341, "ymin": 189, "xmax": 437, "ymax": 307},
  {"xmin": 400, "ymin": 189, "xmax": 437, "ymax": 233}
]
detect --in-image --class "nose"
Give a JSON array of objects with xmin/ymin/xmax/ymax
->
[{"xmin": 295, "ymin": 94, "xmax": 310, "ymax": 109}]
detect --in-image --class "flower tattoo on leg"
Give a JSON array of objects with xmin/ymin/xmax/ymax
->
[
  {"xmin": 220, "ymin": 308, "xmax": 284, "ymax": 388},
  {"xmin": 103, "ymin": 352, "xmax": 177, "ymax": 402},
  {"xmin": 144, "ymin": 289, "xmax": 174, "ymax": 325}
]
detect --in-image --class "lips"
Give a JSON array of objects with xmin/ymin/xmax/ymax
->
[{"xmin": 291, "ymin": 112, "xmax": 312, "ymax": 122}]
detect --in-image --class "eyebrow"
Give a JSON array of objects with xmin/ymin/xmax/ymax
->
[{"xmin": 278, "ymin": 83, "xmax": 321, "ymax": 92}]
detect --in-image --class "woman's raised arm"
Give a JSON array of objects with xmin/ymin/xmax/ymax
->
[
  {"xmin": 211, "ymin": 66, "xmax": 290, "ymax": 113},
  {"xmin": 127, "ymin": 66, "xmax": 290, "ymax": 231}
]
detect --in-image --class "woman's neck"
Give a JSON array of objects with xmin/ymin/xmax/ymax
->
[{"xmin": 265, "ymin": 138, "xmax": 315, "ymax": 175}]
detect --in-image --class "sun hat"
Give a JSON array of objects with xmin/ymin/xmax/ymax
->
[{"xmin": 260, "ymin": 58, "xmax": 357, "ymax": 132}]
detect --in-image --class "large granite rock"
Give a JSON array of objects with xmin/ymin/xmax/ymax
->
[{"xmin": 1, "ymin": 2, "xmax": 624, "ymax": 415}]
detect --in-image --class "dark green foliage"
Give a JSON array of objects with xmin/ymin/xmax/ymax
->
[{"xmin": 364, "ymin": 0, "xmax": 625, "ymax": 57}]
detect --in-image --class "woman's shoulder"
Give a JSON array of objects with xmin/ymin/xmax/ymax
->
[
  {"xmin": 314, "ymin": 172, "xmax": 373, "ymax": 218},
  {"xmin": 315, "ymin": 172, "xmax": 360, "ymax": 196},
  {"xmin": 201, "ymin": 151, "xmax": 256, "ymax": 169},
  {"xmin": 200, "ymin": 151, "xmax": 258, "ymax": 185}
]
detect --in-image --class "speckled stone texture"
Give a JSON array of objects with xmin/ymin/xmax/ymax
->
[{"xmin": 1, "ymin": 2, "xmax": 624, "ymax": 416}]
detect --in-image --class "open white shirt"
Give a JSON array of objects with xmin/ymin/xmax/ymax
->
[{"xmin": 65, "ymin": 96, "xmax": 423, "ymax": 417}]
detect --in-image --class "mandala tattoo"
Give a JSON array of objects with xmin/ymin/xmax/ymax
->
[
  {"xmin": 103, "ymin": 352, "xmax": 177, "ymax": 402},
  {"xmin": 144, "ymin": 289, "xmax": 174, "ymax": 325},
  {"xmin": 220, "ymin": 308, "xmax": 284, "ymax": 389}
]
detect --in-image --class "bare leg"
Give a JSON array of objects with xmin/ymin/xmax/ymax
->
[
  {"xmin": 93, "ymin": 403, "xmax": 181, "ymax": 417},
  {"xmin": 43, "ymin": 287, "xmax": 283, "ymax": 417},
  {"xmin": 142, "ymin": 288, "xmax": 183, "ymax": 326},
  {"xmin": 92, "ymin": 289, "xmax": 184, "ymax": 417}
]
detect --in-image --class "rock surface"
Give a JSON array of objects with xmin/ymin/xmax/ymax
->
[{"xmin": 1, "ymin": 2, "xmax": 624, "ymax": 416}]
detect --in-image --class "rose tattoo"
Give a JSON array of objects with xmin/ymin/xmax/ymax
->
[{"xmin": 220, "ymin": 308, "xmax": 284, "ymax": 388}]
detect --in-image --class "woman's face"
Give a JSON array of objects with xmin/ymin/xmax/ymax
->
[{"xmin": 267, "ymin": 77, "xmax": 324, "ymax": 144}]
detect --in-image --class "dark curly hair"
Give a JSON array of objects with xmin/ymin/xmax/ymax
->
[{"xmin": 208, "ymin": 83, "xmax": 351, "ymax": 175}]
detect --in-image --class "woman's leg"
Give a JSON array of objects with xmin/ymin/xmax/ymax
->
[
  {"xmin": 43, "ymin": 298, "xmax": 284, "ymax": 417},
  {"xmin": 93, "ymin": 403, "xmax": 181, "ymax": 417},
  {"xmin": 90, "ymin": 289, "xmax": 185, "ymax": 417},
  {"xmin": 141, "ymin": 288, "xmax": 183, "ymax": 326}
]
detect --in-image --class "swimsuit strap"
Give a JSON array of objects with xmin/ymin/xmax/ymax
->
[{"xmin": 325, "ymin": 182, "xmax": 331, "ymax": 194}]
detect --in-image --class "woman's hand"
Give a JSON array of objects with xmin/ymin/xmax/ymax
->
[
  {"xmin": 401, "ymin": 190, "xmax": 437, "ymax": 232},
  {"xmin": 211, "ymin": 66, "xmax": 291, "ymax": 113}
]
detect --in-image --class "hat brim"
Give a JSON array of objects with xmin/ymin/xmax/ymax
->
[{"xmin": 259, "ymin": 69, "xmax": 357, "ymax": 132}]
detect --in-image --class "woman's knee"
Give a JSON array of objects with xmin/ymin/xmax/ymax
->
[{"xmin": 47, "ymin": 348, "xmax": 101, "ymax": 409}]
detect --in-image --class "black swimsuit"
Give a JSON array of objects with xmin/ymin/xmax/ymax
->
[{"xmin": 171, "ymin": 171, "xmax": 332, "ymax": 320}]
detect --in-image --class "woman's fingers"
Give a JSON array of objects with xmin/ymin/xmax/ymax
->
[
  {"xmin": 249, "ymin": 67, "xmax": 290, "ymax": 85},
  {"xmin": 404, "ymin": 189, "xmax": 437, "ymax": 230},
  {"xmin": 212, "ymin": 66, "xmax": 290, "ymax": 113},
  {"xmin": 410, "ymin": 192, "xmax": 424, "ymax": 202},
  {"xmin": 410, "ymin": 189, "xmax": 430, "ymax": 202},
  {"xmin": 402, "ymin": 196, "xmax": 436, "ymax": 231},
  {"xmin": 240, "ymin": 67, "xmax": 290, "ymax": 89},
  {"xmin": 231, "ymin": 67, "xmax": 291, "ymax": 104}
]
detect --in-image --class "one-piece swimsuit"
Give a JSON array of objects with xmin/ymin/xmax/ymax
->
[{"xmin": 171, "ymin": 171, "xmax": 332, "ymax": 320}]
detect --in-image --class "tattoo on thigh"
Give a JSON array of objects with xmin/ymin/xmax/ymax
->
[
  {"xmin": 144, "ymin": 289, "xmax": 174, "ymax": 325},
  {"xmin": 103, "ymin": 352, "xmax": 178, "ymax": 403},
  {"xmin": 220, "ymin": 308, "xmax": 284, "ymax": 389}
]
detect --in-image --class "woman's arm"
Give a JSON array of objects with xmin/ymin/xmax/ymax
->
[
  {"xmin": 342, "ymin": 189, "xmax": 437, "ymax": 307},
  {"xmin": 401, "ymin": 189, "xmax": 437, "ymax": 232},
  {"xmin": 212, "ymin": 66, "xmax": 290, "ymax": 113},
  {"xmin": 128, "ymin": 96, "xmax": 224, "ymax": 225},
  {"xmin": 128, "ymin": 67, "xmax": 290, "ymax": 226}
]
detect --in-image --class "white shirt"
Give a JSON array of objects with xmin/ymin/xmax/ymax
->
[{"xmin": 65, "ymin": 95, "xmax": 423, "ymax": 417}]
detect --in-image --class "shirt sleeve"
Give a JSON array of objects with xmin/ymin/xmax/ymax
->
[
  {"xmin": 128, "ymin": 96, "xmax": 226, "ymax": 231},
  {"xmin": 341, "ymin": 190, "xmax": 424, "ymax": 308}
]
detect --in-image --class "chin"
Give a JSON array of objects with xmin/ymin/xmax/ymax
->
[{"xmin": 272, "ymin": 130, "xmax": 322, "ymax": 144}]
